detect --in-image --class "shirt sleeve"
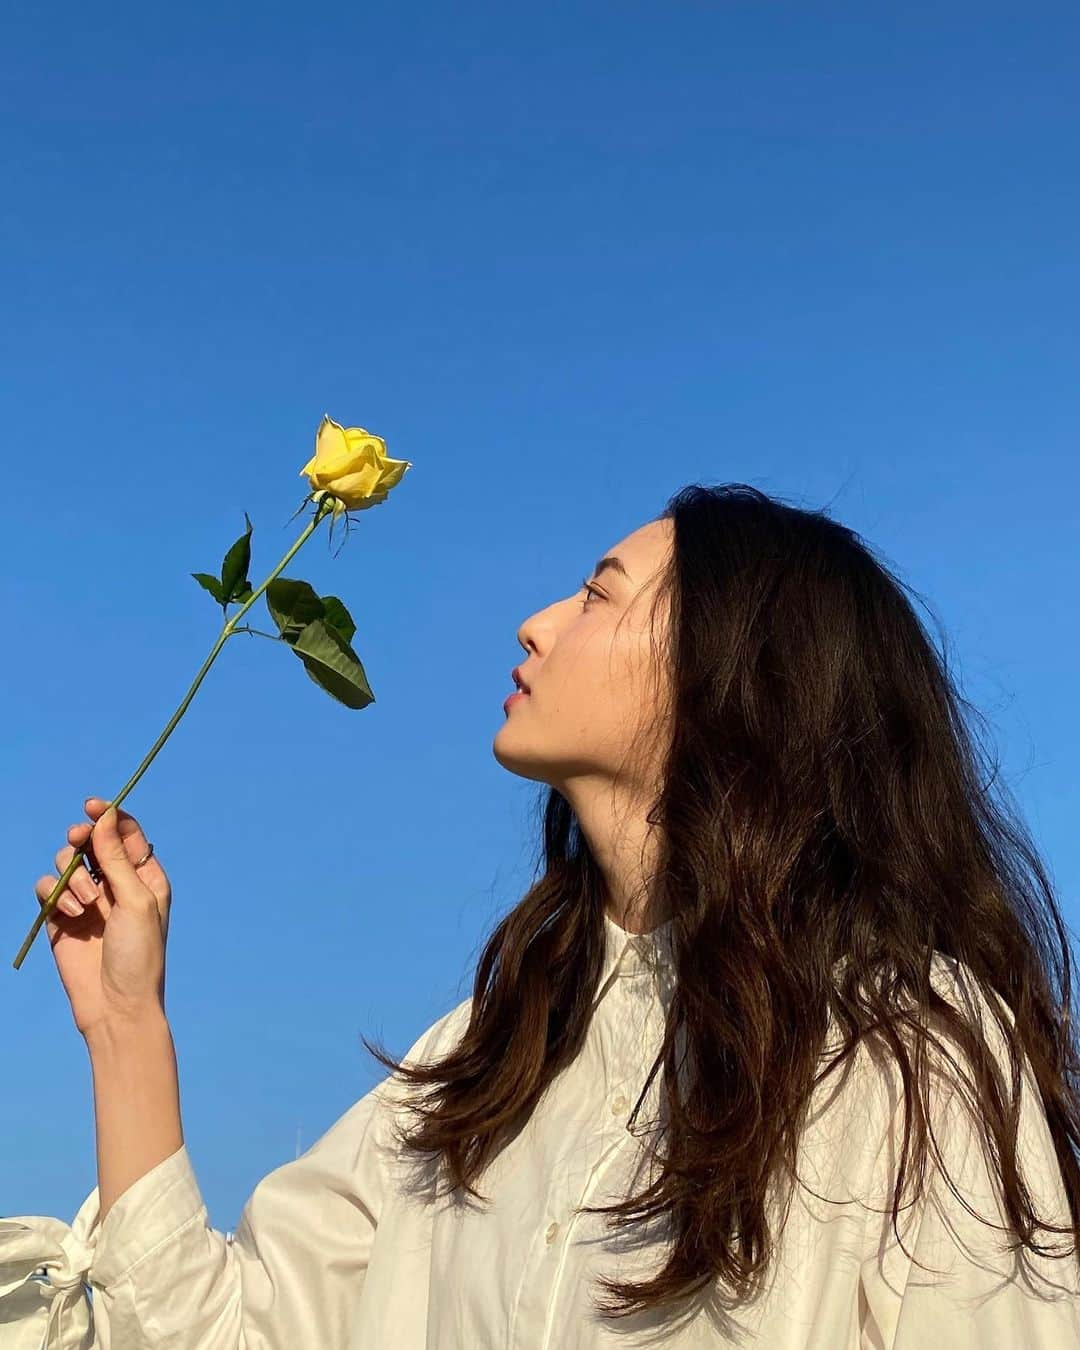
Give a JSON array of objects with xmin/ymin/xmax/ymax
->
[
  {"xmin": 0, "ymin": 1000, "xmax": 467, "ymax": 1350},
  {"xmin": 86, "ymin": 1086, "xmax": 386, "ymax": 1349},
  {"xmin": 860, "ymin": 965, "xmax": 1080, "ymax": 1347}
]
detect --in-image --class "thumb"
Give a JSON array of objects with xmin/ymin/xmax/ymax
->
[{"xmin": 91, "ymin": 804, "xmax": 147, "ymax": 905}]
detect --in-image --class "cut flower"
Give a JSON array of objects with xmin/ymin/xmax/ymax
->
[{"xmin": 299, "ymin": 415, "xmax": 411, "ymax": 518}]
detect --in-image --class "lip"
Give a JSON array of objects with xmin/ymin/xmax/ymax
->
[
  {"xmin": 511, "ymin": 665, "xmax": 531, "ymax": 694},
  {"xmin": 503, "ymin": 690, "xmax": 529, "ymax": 713}
]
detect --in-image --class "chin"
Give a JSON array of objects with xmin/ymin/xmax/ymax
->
[{"xmin": 491, "ymin": 730, "xmax": 558, "ymax": 786}]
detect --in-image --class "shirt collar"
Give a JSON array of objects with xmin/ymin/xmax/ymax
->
[{"xmin": 600, "ymin": 909, "xmax": 676, "ymax": 989}]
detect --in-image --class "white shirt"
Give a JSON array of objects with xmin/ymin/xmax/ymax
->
[{"xmin": 2, "ymin": 911, "xmax": 1078, "ymax": 1348}]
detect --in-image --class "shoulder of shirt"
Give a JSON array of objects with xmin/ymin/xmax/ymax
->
[
  {"xmin": 814, "ymin": 950, "xmax": 1030, "ymax": 1127},
  {"xmin": 406, "ymin": 993, "xmax": 475, "ymax": 1063},
  {"xmin": 828, "ymin": 950, "xmax": 1018, "ymax": 1048},
  {"xmin": 362, "ymin": 994, "xmax": 473, "ymax": 1117},
  {"xmin": 923, "ymin": 949, "xmax": 1024, "ymax": 1080}
]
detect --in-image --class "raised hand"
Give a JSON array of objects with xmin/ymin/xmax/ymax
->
[{"xmin": 34, "ymin": 797, "xmax": 172, "ymax": 1038}]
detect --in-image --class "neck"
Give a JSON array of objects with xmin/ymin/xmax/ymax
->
[{"xmin": 560, "ymin": 773, "xmax": 667, "ymax": 934}]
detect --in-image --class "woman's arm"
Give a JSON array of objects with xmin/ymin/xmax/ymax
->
[
  {"xmin": 84, "ymin": 1085, "xmax": 389, "ymax": 1349},
  {"xmin": 2, "ymin": 1010, "xmax": 448, "ymax": 1349},
  {"xmin": 81, "ymin": 1001, "xmax": 470, "ymax": 1348},
  {"xmin": 86, "ymin": 1012, "xmax": 184, "ymax": 1220}
]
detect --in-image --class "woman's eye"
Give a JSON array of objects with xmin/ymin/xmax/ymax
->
[{"xmin": 580, "ymin": 578, "xmax": 601, "ymax": 608}]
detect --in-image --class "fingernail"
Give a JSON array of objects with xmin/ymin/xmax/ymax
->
[{"xmin": 61, "ymin": 898, "xmax": 82, "ymax": 916}]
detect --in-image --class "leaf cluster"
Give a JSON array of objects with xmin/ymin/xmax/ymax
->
[{"xmin": 191, "ymin": 514, "xmax": 374, "ymax": 709}]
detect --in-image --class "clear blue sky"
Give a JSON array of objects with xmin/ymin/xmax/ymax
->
[{"xmin": 3, "ymin": 3, "xmax": 1078, "ymax": 1226}]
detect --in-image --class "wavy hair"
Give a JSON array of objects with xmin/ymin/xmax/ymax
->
[{"xmin": 365, "ymin": 483, "xmax": 1080, "ymax": 1318}]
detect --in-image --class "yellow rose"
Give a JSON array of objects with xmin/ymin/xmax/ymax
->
[{"xmin": 299, "ymin": 414, "xmax": 411, "ymax": 518}]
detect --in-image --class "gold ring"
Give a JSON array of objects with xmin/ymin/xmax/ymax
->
[{"xmin": 134, "ymin": 842, "xmax": 155, "ymax": 868}]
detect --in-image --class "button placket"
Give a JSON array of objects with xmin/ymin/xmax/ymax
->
[
  {"xmin": 508, "ymin": 1154, "xmax": 579, "ymax": 1345},
  {"xmin": 581, "ymin": 989, "xmax": 647, "ymax": 1178},
  {"xmin": 610, "ymin": 967, "xmax": 672, "ymax": 1143}
]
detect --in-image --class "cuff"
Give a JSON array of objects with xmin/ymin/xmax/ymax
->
[{"xmin": 85, "ymin": 1145, "xmax": 206, "ymax": 1289}]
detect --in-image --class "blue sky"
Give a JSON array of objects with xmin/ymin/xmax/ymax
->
[{"xmin": 3, "ymin": 2, "xmax": 1078, "ymax": 1225}]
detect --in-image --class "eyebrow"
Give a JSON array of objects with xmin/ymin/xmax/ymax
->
[{"xmin": 591, "ymin": 555, "xmax": 631, "ymax": 583}]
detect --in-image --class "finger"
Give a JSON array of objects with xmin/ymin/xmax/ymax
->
[
  {"xmin": 89, "ymin": 804, "xmax": 154, "ymax": 909},
  {"xmin": 53, "ymin": 842, "xmax": 102, "ymax": 906},
  {"xmin": 68, "ymin": 823, "xmax": 104, "ymax": 886},
  {"xmin": 68, "ymin": 821, "xmax": 94, "ymax": 844},
  {"xmin": 83, "ymin": 797, "xmax": 166, "ymax": 893},
  {"xmin": 40, "ymin": 848, "xmax": 96, "ymax": 912},
  {"xmin": 35, "ymin": 871, "xmax": 87, "ymax": 920}
]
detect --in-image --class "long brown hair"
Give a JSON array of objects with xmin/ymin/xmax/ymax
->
[{"xmin": 365, "ymin": 483, "xmax": 1080, "ymax": 1318}]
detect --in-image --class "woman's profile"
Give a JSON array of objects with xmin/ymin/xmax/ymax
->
[{"xmin": 8, "ymin": 482, "xmax": 1080, "ymax": 1348}]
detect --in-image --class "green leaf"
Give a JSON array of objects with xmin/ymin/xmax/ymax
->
[
  {"xmin": 292, "ymin": 617, "xmax": 375, "ymax": 709},
  {"xmin": 220, "ymin": 512, "xmax": 254, "ymax": 605},
  {"xmin": 265, "ymin": 577, "xmax": 325, "ymax": 642},
  {"xmin": 231, "ymin": 582, "xmax": 255, "ymax": 605},
  {"xmin": 319, "ymin": 594, "xmax": 357, "ymax": 646},
  {"xmin": 264, "ymin": 578, "xmax": 373, "ymax": 709},
  {"xmin": 191, "ymin": 572, "xmax": 225, "ymax": 603}
]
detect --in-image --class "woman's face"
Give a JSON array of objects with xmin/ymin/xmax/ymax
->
[{"xmin": 493, "ymin": 517, "xmax": 673, "ymax": 791}]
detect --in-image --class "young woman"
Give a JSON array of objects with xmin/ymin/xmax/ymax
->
[{"xmin": 9, "ymin": 483, "xmax": 1080, "ymax": 1348}]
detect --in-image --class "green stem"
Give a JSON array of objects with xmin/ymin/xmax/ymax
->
[{"xmin": 13, "ymin": 495, "xmax": 335, "ymax": 970}]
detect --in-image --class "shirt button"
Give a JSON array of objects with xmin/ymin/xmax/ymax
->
[
  {"xmin": 610, "ymin": 1093, "xmax": 629, "ymax": 1115},
  {"xmin": 545, "ymin": 1221, "xmax": 560, "ymax": 1244}
]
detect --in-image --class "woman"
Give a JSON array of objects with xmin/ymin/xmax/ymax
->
[{"xmin": 7, "ymin": 483, "xmax": 1080, "ymax": 1348}]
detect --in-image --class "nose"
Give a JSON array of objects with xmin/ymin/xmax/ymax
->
[
  {"xmin": 515, "ymin": 590, "xmax": 577, "ymax": 667},
  {"xmin": 516, "ymin": 609, "xmax": 541, "ymax": 658}
]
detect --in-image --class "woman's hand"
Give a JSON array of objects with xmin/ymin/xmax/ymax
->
[{"xmin": 34, "ymin": 797, "xmax": 172, "ymax": 1039}]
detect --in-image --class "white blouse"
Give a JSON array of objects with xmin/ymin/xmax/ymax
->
[{"xmin": 3, "ymin": 911, "xmax": 1078, "ymax": 1348}]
